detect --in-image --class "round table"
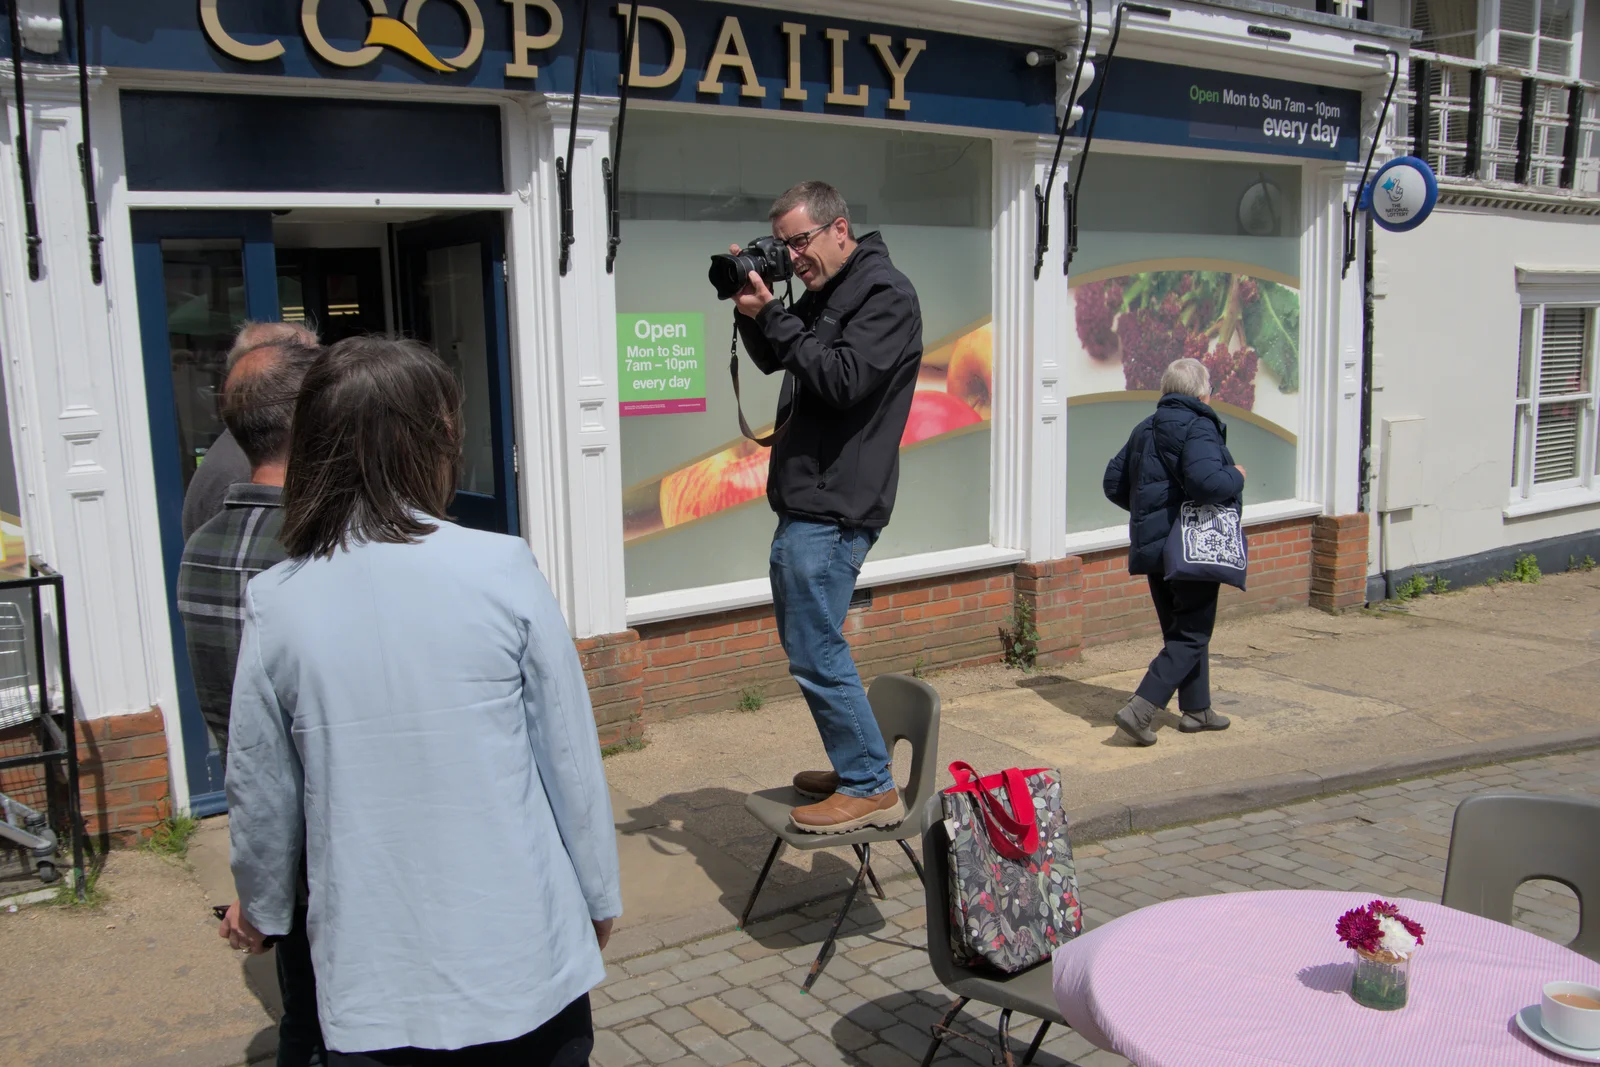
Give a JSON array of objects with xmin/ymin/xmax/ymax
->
[{"xmin": 1051, "ymin": 890, "xmax": 1600, "ymax": 1066}]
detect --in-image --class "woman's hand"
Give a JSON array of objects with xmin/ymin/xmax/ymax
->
[
  {"xmin": 1234, "ymin": 465, "xmax": 1248, "ymax": 479},
  {"xmin": 218, "ymin": 900, "xmax": 269, "ymax": 954},
  {"xmin": 593, "ymin": 918, "xmax": 615, "ymax": 951}
]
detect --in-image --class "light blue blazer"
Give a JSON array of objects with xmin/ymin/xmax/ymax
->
[{"xmin": 226, "ymin": 519, "xmax": 621, "ymax": 1053}]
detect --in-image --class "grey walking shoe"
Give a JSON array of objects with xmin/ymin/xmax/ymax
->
[
  {"xmin": 1114, "ymin": 695, "xmax": 1160, "ymax": 746},
  {"xmin": 1179, "ymin": 707, "xmax": 1231, "ymax": 733}
]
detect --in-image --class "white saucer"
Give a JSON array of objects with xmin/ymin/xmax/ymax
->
[{"xmin": 1516, "ymin": 1005, "xmax": 1600, "ymax": 1063}]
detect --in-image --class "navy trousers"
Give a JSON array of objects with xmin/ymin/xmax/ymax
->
[{"xmin": 1134, "ymin": 575, "xmax": 1220, "ymax": 713}]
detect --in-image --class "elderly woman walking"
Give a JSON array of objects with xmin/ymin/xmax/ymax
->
[
  {"xmin": 1102, "ymin": 357, "xmax": 1247, "ymax": 747},
  {"xmin": 222, "ymin": 337, "xmax": 621, "ymax": 1065}
]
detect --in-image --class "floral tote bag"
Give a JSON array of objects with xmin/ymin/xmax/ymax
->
[{"xmin": 940, "ymin": 762, "xmax": 1083, "ymax": 973}]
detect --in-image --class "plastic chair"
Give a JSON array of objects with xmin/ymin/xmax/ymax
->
[
  {"xmin": 919, "ymin": 796, "xmax": 1070, "ymax": 1067},
  {"xmin": 739, "ymin": 673, "xmax": 940, "ymax": 992},
  {"xmin": 1441, "ymin": 791, "xmax": 1600, "ymax": 962}
]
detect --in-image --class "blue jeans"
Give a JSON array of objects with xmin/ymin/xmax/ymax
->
[{"xmin": 770, "ymin": 517, "xmax": 895, "ymax": 799}]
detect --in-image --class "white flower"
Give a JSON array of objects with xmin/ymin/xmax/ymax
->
[{"xmin": 1377, "ymin": 915, "xmax": 1420, "ymax": 959}]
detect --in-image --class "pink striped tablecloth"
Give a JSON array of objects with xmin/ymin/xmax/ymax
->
[{"xmin": 1052, "ymin": 890, "xmax": 1600, "ymax": 1066}]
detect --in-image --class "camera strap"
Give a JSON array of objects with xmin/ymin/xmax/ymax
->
[{"xmin": 729, "ymin": 320, "xmax": 792, "ymax": 448}]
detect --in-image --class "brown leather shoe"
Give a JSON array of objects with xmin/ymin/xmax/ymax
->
[
  {"xmin": 789, "ymin": 789, "xmax": 906, "ymax": 834},
  {"xmin": 793, "ymin": 770, "xmax": 839, "ymax": 800}
]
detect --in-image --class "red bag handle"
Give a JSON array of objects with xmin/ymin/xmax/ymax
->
[{"xmin": 946, "ymin": 761, "xmax": 1043, "ymax": 859}]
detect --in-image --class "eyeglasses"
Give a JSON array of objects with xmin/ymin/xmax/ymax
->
[{"xmin": 780, "ymin": 219, "xmax": 839, "ymax": 254}]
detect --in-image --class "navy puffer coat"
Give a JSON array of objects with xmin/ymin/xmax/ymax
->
[{"xmin": 1103, "ymin": 394, "xmax": 1245, "ymax": 576}]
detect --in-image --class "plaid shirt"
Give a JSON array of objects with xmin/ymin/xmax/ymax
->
[{"xmin": 178, "ymin": 483, "xmax": 287, "ymax": 754}]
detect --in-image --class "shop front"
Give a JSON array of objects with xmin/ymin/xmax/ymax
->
[{"xmin": 0, "ymin": 0, "xmax": 1408, "ymax": 819}]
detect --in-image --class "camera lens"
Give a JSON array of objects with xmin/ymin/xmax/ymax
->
[{"xmin": 708, "ymin": 252, "xmax": 757, "ymax": 301}]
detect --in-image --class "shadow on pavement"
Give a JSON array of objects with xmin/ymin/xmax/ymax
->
[{"xmin": 835, "ymin": 992, "xmax": 1084, "ymax": 1066}]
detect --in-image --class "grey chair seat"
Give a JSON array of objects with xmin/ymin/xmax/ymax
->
[
  {"xmin": 736, "ymin": 674, "xmax": 942, "ymax": 993},
  {"xmin": 745, "ymin": 786, "xmax": 933, "ymax": 848},
  {"xmin": 941, "ymin": 957, "xmax": 1067, "ymax": 1026}
]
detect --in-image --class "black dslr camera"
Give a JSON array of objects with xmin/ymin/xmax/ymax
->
[{"xmin": 708, "ymin": 236, "xmax": 794, "ymax": 301}]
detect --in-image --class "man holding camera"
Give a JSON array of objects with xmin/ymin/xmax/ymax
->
[{"xmin": 730, "ymin": 181, "xmax": 923, "ymax": 834}]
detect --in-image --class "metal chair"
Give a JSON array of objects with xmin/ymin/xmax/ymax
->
[
  {"xmin": 918, "ymin": 796, "xmax": 1070, "ymax": 1067},
  {"xmin": 1441, "ymin": 791, "xmax": 1600, "ymax": 962},
  {"xmin": 739, "ymin": 673, "xmax": 940, "ymax": 992}
]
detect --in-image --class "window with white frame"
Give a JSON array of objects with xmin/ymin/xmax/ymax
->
[
  {"xmin": 1484, "ymin": 0, "xmax": 1585, "ymax": 182},
  {"xmin": 1512, "ymin": 299, "xmax": 1599, "ymax": 497}
]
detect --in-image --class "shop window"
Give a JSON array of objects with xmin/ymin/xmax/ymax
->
[
  {"xmin": 1511, "ymin": 303, "xmax": 1598, "ymax": 496},
  {"xmin": 1066, "ymin": 155, "xmax": 1304, "ymax": 534},
  {"xmin": 615, "ymin": 112, "xmax": 993, "ymax": 600}
]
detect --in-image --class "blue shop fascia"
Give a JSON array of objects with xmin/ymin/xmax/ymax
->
[{"xmin": 0, "ymin": 0, "xmax": 1411, "ymax": 814}]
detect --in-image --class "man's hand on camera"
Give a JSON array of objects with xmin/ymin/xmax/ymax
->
[{"xmin": 733, "ymin": 261, "xmax": 775, "ymax": 319}]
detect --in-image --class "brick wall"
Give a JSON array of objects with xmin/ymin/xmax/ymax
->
[
  {"xmin": 1311, "ymin": 514, "xmax": 1370, "ymax": 612},
  {"xmin": 633, "ymin": 568, "xmax": 1020, "ymax": 722},
  {"xmin": 1077, "ymin": 517, "xmax": 1314, "ymax": 647},
  {"xmin": 1, "ymin": 708, "xmax": 173, "ymax": 847},
  {"xmin": 577, "ymin": 631, "xmax": 644, "ymax": 748}
]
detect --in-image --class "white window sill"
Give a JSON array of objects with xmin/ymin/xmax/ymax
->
[
  {"xmin": 1503, "ymin": 487, "xmax": 1600, "ymax": 520},
  {"xmin": 624, "ymin": 543, "xmax": 1027, "ymax": 627},
  {"xmin": 1062, "ymin": 500, "xmax": 1327, "ymax": 556}
]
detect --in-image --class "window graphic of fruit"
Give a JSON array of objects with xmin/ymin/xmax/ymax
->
[
  {"xmin": 622, "ymin": 317, "xmax": 993, "ymax": 542},
  {"xmin": 1071, "ymin": 269, "xmax": 1299, "ymax": 410},
  {"xmin": 659, "ymin": 441, "xmax": 769, "ymax": 528},
  {"xmin": 901, "ymin": 390, "xmax": 981, "ymax": 447},
  {"xmin": 945, "ymin": 323, "xmax": 993, "ymax": 419}
]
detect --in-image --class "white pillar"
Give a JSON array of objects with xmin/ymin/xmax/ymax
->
[
  {"xmin": 992, "ymin": 133, "xmax": 1072, "ymax": 563},
  {"xmin": 524, "ymin": 96, "xmax": 627, "ymax": 639}
]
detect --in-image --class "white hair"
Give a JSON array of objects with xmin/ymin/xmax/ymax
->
[{"xmin": 1161, "ymin": 358, "xmax": 1211, "ymax": 399}]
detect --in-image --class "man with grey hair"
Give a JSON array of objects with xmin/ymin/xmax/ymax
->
[
  {"xmin": 181, "ymin": 320, "xmax": 319, "ymax": 540},
  {"xmin": 1102, "ymin": 357, "xmax": 1247, "ymax": 746},
  {"xmin": 729, "ymin": 180, "xmax": 923, "ymax": 833}
]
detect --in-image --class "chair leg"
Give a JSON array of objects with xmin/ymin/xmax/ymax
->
[
  {"xmin": 803, "ymin": 842, "xmax": 872, "ymax": 993},
  {"xmin": 897, "ymin": 837, "xmax": 925, "ymax": 884},
  {"xmin": 739, "ymin": 838, "xmax": 784, "ymax": 929},
  {"xmin": 853, "ymin": 843, "xmax": 886, "ymax": 900},
  {"xmin": 1021, "ymin": 1020, "xmax": 1050, "ymax": 1066},
  {"xmin": 997, "ymin": 1008, "xmax": 1015, "ymax": 1067},
  {"xmin": 919, "ymin": 995, "xmax": 970, "ymax": 1067}
]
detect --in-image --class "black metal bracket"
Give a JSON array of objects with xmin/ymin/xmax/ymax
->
[
  {"xmin": 1031, "ymin": 0, "xmax": 1093, "ymax": 279},
  {"xmin": 1342, "ymin": 45, "xmax": 1399, "ymax": 280},
  {"xmin": 1560, "ymin": 84, "xmax": 1585, "ymax": 189},
  {"xmin": 1064, "ymin": 3, "xmax": 1170, "ymax": 274},
  {"xmin": 604, "ymin": 0, "xmax": 641, "ymax": 274},
  {"xmin": 557, "ymin": 0, "xmax": 593, "ymax": 276},
  {"xmin": 8, "ymin": 0, "xmax": 42, "ymax": 281},
  {"xmin": 75, "ymin": 0, "xmax": 102, "ymax": 285}
]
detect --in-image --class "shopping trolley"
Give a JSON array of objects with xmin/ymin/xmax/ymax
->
[{"xmin": 0, "ymin": 562, "xmax": 83, "ymax": 895}]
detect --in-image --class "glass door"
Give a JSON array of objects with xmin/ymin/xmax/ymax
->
[
  {"xmin": 395, "ymin": 214, "xmax": 518, "ymax": 535},
  {"xmin": 131, "ymin": 211, "xmax": 279, "ymax": 814}
]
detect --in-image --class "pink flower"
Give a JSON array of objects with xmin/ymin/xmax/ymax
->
[
  {"xmin": 1336, "ymin": 907, "xmax": 1384, "ymax": 954},
  {"xmin": 1336, "ymin": 899, "xmax": 1426, "ymax": 955}
]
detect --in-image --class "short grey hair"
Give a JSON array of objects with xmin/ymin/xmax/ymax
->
[
  {"xmin": 769, "ymin": 181, "xmax": 851, "ymax": 230},
  {"xmin": 1160, "ymin": 357, "xmax": 1211, "ymax": 399},
  {"xmin": 226, "ymin": 320, "xmax": 320, "ymax": 371}
]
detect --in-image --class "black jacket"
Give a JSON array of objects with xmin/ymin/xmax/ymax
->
[
  {"xmin": 1103, "ymin": 394, "xmax": 1245, "ymax": 575},
  {"xmin": 735, "ymin": 233, "xmax": 922, "ymax": 529}
]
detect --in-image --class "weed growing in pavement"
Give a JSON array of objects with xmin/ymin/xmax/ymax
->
[
  {"xmin": 1500, "ymin": 553, "xmax": 1542, "ymax": 584},
  {"xmin": 999, "ymin": 595, "xmax": 1039, "ymax": 671},
  {"xmin": 52, "ymin": 850, "xmax": 107, "ymax": 909},
  {"xmin": 912, "ymin": 655, "xmax": 927, "ymax": 679},
  {"xmin": 1393, "ymin": 574, "xmax": 1448, "ymax": 602},
  {"xmin": 737, "ymin": 686, "xmax": 765, "ymax": 712},
  {"xmin": 1570, "ymin": 554, "xmax": 1597, "ymax": 573},
  {"xmin": 142, "ymin": 809, "xmax": 201, "ymax": 862},
  {"xmin": 600, "ymin": 736, "xmax": 648, "ymax": 758}
]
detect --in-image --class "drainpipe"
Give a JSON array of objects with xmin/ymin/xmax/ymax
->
[{"xmin": 1358, "ymin": 213, "xmax": 1391, "ymax": 600}]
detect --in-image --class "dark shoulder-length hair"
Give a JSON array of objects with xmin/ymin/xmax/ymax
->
[{"xmin": 281, "ymin": 336, "xmax": 462, "ymax": 560}]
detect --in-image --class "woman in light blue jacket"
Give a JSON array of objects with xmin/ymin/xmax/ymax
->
[{"xmin": 221, "ymin": 337, "xmax": 621, "ymax": 1065}]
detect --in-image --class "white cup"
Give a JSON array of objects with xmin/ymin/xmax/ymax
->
[{"xmin": 1543, "ymin": 981, "xmax": 1600, "ymax": 1049}]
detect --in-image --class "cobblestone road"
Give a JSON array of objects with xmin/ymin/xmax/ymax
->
[{"xmin": 590, "ymin": 749, "xmax": 1599, "ymax": 1067}]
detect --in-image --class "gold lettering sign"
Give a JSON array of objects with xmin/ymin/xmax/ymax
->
[
  {"xmin": 200, "ymin": 0, "xmax": 287, "ymax": 61},
  {"xmin": 615, "ymin": 5, "xmax": 686, "ymax": 89},
  {"xmin": 780, "ymin": 22, "xmax": 807, "ymax": 102},
  {"xmin": 867, "ymin": 35, "xmax": 925, "ymax": 112},
  {"xmin": 504, "ymin": 0, "xmax": 562, "ymax": 79},
  {"xmin": 824, "ymin": 28, "xmax": 868, "ymax": 108},
  {"xmin": 696, "ymin": 16, "xmax": 764, "ymax": 98},
  {"xmin": 203, "ymin": 0, "xmax": 486, "ymax": 73}
]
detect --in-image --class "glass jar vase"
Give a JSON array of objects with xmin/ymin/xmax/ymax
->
[{"xmin": 1351, "ymin": 949, "xmax": 1410, "ymax": 1010}]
